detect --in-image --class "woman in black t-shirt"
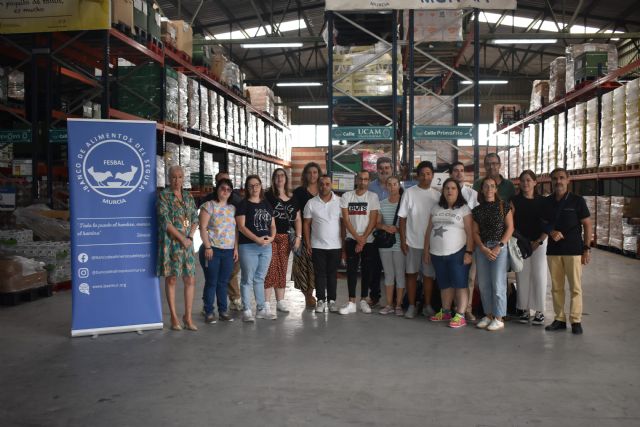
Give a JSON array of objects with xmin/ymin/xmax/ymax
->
[
  {"xmin": 264, "ymin": 168, "xmax": 302, "ymax": 313},
  {"xmin": 291, "ymin": 162, "xmax": 322, "ymax": 308},
  {"xmin": 472, "ymin": 177, "xmax": 514, "ymax": 332},
  {"xmin": 236, "ymin": 175, "xmax": 276, "ymax": 322},
  {"xmin": 511, "ymin": 170, "xmax": 548, "ymax": 326}
]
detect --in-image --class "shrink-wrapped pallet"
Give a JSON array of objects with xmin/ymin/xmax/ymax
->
[
  {"xmin": 574, "ymin": 103, "xmax": 587, "ymax": 169},
  {"xmin": 565, "ymin": 43, "xmax": 618, "ymax": 93},
  {"xmin": 226, "ymin": 100, "xmax": 234, "ymax": 142},
  {"xmin": 258, "ymin": 121, "xmax": 265, "ymax": 154},
  {"xmin": 218, "ymin": 95, "xmax": 226, "ymax": 140},
  {"xmin": 600, "ymin": 90, "xmax": 614, "ymax": 167},
  {"xmin": 177, "ymin": 72, "xmax": 188, "ymax": 128},
  {"xmin": 165, "ymin": 69, "xmax": 179, "ymax": 124},
  {"xmin": 522, "ymin": 127, "xmax": 530, "ymax": 171},
  {"xmin": 164, "ymin": 142, "xmax": 179, "ymax": 169},
  {"xmin": 596, "ymin": 196, "xmax": 610, "ymax": 246},
  {"xmin": 200, "ymin": 87, "xmax": 210, "ymax": 135},
  {"xmin": 557, "ymin": 113, "xmax": 566, "ymax": 169},
  {"xmin": 189, "ymin": 147, "xmax": 200, "ymax": 187},
  {"xmin": 413, "ymin": 95, "xmax": 455, "ymax": 163},
  {"xmin": 622, "ymin": 218, "xmax": 640, "ymax": 254},
  {"xmin": 566, "ymin": 107, "xmax": 576, "ymax": 170},
  {"xmin": 233, "ymin": 104, "xmax": 240, "ymax": 145},
  {"xmin": 549, "ymin": 57, "xmax": 567, "ymax": 101},
  {"xmin": 156, "ymin": 155, "xmax": 165, "ymax": 188},
  {"xmin": 612, "ymin": 85, "xmax": 626, "ymax": 165},
  {"xmin": 583, "ymin": 196, "xmax": 596, "ymax": 244},
  {"xmin": 187, "ymin": 78, "xmax": 200, "ymax": 130},
  {"xmin": 404, "ymin": 9, "xmax": 463, "ymax": 42},
  {"xmin": 508, "ymin": 146, "xmax": 520, "ymax": 179},
  {"xmin": 529, "ymin": 80, "xmax": 549, "ymax": 112},
  {"xmin": 609, "ymin": 197, "xmax": 625, "ymax": 250},
  {"xmin": 585, "ymin": 98, "xmax": 599, "ymax": 167},
  {"xmin": 625, "ymin": 78, "xmax": 640, "ymax": 164},
  {"xmin": 543, "ymin": 116, "xmax": 557, "ymax": 173},
  {"xmin": 247, "ymin": 114, "xmax": 256, "ymax": 150},
  {"xmin": 239, "ymin": 107, "xmax": 246, "ymax": 145},
  {"xmin": 533, "ymin": 123, "xmax": 542, "ymax": 175},
  {"xmin": 209, "ymin": 90, "xmax": 218, "ymax": 137},
  {"xmin": 246, "ymin": 86, "xmax": 275, "ymax": 116},
  {"xmin": 179, "ymin": 144, "xmax": 191, "ymax": 189}
]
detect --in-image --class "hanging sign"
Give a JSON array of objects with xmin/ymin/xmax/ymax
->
[
  {"xmin": 413, "ymin": 125, "xmax": 473, "ymax": 139},
  {"xmin": 67, "ymin": 119, "xmax": 162, "ymax": 337},
  {"xmin": 325, "ymin": 0, "xmax": 517, "ymax": 11},
  {"xmin": 0, "ymin": 0, "xmax": 110, "ymax": 34},
  {"xmin": 332, "ymin": 126, "xmax": 393, "ymax": 141}
]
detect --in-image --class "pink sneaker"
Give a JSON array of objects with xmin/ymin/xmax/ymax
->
[
  {"xmin": 448, "ymin": 313, "xmax": 467, "ymax": 328},
  {"xmin": 430, "ymin": 309, "xmax": 452, "ymax": 322}
]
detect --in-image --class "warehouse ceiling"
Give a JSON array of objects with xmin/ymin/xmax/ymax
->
[{"xmin": 156, "ymin": 0, "xmax": 640, "ymax": 122}]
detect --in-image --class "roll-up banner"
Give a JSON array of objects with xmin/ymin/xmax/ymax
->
[
  {"xmin": 325, "ymin": 0, "xmax": 517, "ymax": 10},
  {"xmin": 0, "ymin": 0, "xmax": 110, "ymax": 34},
  {"xmin": 68, "ymin": 119, "xmax": 162, "ymax": 337}
]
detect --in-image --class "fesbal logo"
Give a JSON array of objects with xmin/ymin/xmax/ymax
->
[{"xmin": 74, "ymin": 132, "xmax": 151, "ymax": 205}]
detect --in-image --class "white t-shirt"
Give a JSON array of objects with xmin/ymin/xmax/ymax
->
[
  {"xmin": 340, "ymin": 190, "xmax": 380, "ymax": 243},
  {"xmin": 397, "ymin": 185, "xmax": 440, "ymax": 249},
  {"xmin": 429, "ymin": 205, "xmax": 472, "ymax": 256},
  {"xmin": 462, "ymin": 185, "xmax": 479, "ymax": 209},
  {"xmin": 303, "ymin": 193, "xmax": 342, "ymax": 250}
]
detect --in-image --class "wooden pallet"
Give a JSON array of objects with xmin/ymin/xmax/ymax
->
[{"xmin": 0, "ymin": 284, "xmax": 53, "ymax": 306}]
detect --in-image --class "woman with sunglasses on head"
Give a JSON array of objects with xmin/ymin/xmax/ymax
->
[
  {"xmin": 264, "ymin": 168, "xmax": 302, "ymax": 314},
  {"xmin": 198, "ymin": 178, "xmax": 238, "ymax": 324},
  {"xmin": 236, "ymin": 175, "xmax": 277, "ymax": 322}
]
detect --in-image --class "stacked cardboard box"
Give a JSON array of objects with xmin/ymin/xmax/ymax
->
[
  {"xmin": 557, "ymin": 113, "xmax": 566, "ymax": 169},
  {"xmin": 549, "ymin": 57, "xmax": 567, "ymax": 101},
  {"xmin": 543, "ymin": 116, "xmax": 557, "ymax": 173},
  {"xmin": 574, "ymin": 103, "xmax": 587, "ymax": 169},
  {"xmin": 413, "ymin": 95, "xmax": 455, "ymax": 164},
  {"xmin": 332, "ymin": 44, "xmax": 403, "ymax": 97},
  {"xmin": 609, "ymin": 196, "xmax": 625, "ymax": 250},
  {"xmin": 583, "ymin": 196, "xmax": 597, "ymax": 245},
  {"xmin": 161, "ymin": 20, "xmax": 193, "ymax": 56},
  {"xmin": 529, "ymin": 80, "xmax": 549, "ymax": 111},
  {"xmin": 585, "ymin": 98, "xmax": 599, "ymax": 168},
  {"xmin": 1, "ymin": 240, "xmax": 71, "ymax": 284},
  {"xmin": 209, "ymin": 90, "xmax": 219, "ymax": 137},
  {"xmin": 596, "ymin": 196, "xmax": 610, "ymax": 246},
  {"xmin": 600, "ymin": 91, "xmax": 614, "ymax": 167},
  {"xmin": 246, "ymin": 86, "xmax": 276, "ymax": 116},
  {"xmin": 156, "ymin": 155, "xmax": 165, "ymax": 188},
  {"xmin": 625, "ymin": 78, "xmax": 640, "ymax": 165},
  {"xmin": 612, "ymin": 85, "xmax": 626, "ymax": 165},
  {"xmin": 218, "ymin": 95, "xmax": 226, "ymax": 139},
  {"xmin": 405, "ymin": 9, "xmax": 463, "ymax": 42}
]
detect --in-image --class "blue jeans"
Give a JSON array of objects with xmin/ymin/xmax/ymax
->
[
  {"xmin": 199, "ymin": 247, "xmax": 234, "ymax": 315},
  {"xmin": 238, "ymin": 243, "xmax": 272, "ymax": 311},
  {"xmin": 430, "ymin": 247, "xmax": 470, "ymax": 289},
  {"xmin": 475, "ymin": 241, "xmax": 508, "ymax": 317}
]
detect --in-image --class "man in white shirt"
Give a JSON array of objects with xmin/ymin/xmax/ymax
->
[
  {"xmin": 339, "ymin": 170, "xmax": 380, "ymax": 315},
  {"xmin": 398, "ymin": 161, "xmax": 440, "ymax": 318},
  {"xmin": 304, "ymin": 175, "xmax": 344, "ymax": 313},
  {"xmin": 450, "ymin": 161, "xmax": 479, "ymax": 321}
]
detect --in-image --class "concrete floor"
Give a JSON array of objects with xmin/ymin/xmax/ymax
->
[{"xmin": 1, "ymin": 249, "xmax": 639, "ymax": 427}]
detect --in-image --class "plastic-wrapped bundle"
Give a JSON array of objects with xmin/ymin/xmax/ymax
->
[
  {"xmin": 557, "ymin": 113, "xmax": 566, "ymax": 169},
  {"xmin": 574, "ymin": 103, "xmax": 587, "ymax": 169},
  {"xmin": 203, "ymin": 152, "xmax": 214, "ymax": 176},
  {"xmin": 227, "ymin": 153, "xmax": 236, "ymax": 186},
  {"xmin": 543, "ymin": 116, "xmax": 557, "ymax": 173},
  {"xmin": 600, "ymin": 91, "xmax": 614, "ymax": 167},
  {"xmin": 583, "ymin": 196, "xmax": 596, "ymax": 245},
  {"xmin": 8, "ymin": 69, "xmax": 24, "ymax": 101},
  {"xmin": 246, "ymin": 86, "xmax": 275, "ymax": 115},
  {"xmin": 225, "ymin": 100, "xmax": 233, "ymax": 142},
  {"xmin": 200, "ymin": 87, "xmax": 210, "ymax": 135},
  {"xmin": 178, "ymin": 72, "xmax": 188, "ymax": 128},
  {"xmin": 529, "ymin": 80, "xmax": 549, "ymax": 112},
  {"xmin": 413, "ymin": 95, "xmax": 455, "ymax": 163},
  {"xmin": 218, "ymin": 95, "xmax": 226, "ymax": 140},
  {"xmin": 566, "ymin": 107, "xmax": 576, "ymax": 170},
  {"xmin": 612, "ymin": 85, "xmax": 626, "ymax": 165},
  {"xmin": 247, "ymin": 114, "xmax": 256, "ymax": 149},
  {"xmin": 609, "ymin": 197, "xmax": 625, "ymax": 250},
  {"xmin": 585, "ymin": 98, "xmax": 599, "ymax": 167},
  {"xmin": 232, "ymin": 104, "xmax": 240, "ymax": 145},
  {"xmin": 209, "ymin": 90, "xmax": 218, "ymax": 137},
  {"xmin": 164, "ymin": 142, "xmax": 179, "ymax": 170},
  {"xmin": 625, "ymin": 78, "xmax": 640, "ymax": 164},
  {"xmin": 157, "ymin": 155, "xmax": 165, "ymax": 188},
  {"xmin": 222, "ymin": 61, "xmax": 241, "ymax": 89},
  {"xmin": 239, "ymin": 107, "xmax": 246, "ymax": 145},
  {"xmin": 549, "ymin": 57, "xmax": 566, "ymax": 101},
  {"xmin": 565, "ymin": 43, "xmax": 618, "ymax": 93},
  {"xmin": 178, "ymin": 144, "xmax": 191, "ymax": 189},
  {"xmin": 189, "ymin": 147, "xmax": 200, "ymax": 187},
  {"xmin": 521, "ymin": 127, "xmax": 530, "ymax": 171},
  {"xmin": 0, "ymin": 229, "xmax": 33, "ymax": 244},
  {"xmin": 596, "ymin": 196, "xmax": 610, "ymax": 246},
  {"xmin": 187, "ymin": 78, "xmax": 200, "ymax": 130},
  {"xmin": 624, "ymin": 236, "xmax": 638, "ymax": 253},
  {"xmin": 258, "ymin": 121, "xmax": 265, "ymax": 154},
  {"xmin": 165, "ymin": 68, "xmax": 179, "ymax": 124},
  {"xmin": 405, "ymin": 9, "xmax": 463, "ymax": 42},
  {"xmin": 508, "ymin": 147, "xmax": 520, "ymax": 179}
]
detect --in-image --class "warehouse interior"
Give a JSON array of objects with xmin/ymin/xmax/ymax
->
[{"xmin": 1, "ymin": 1, "xmax": 640, "ymax": 425}]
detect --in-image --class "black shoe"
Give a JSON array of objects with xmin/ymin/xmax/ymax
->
[
  {"xmin": 204, "ymin": 313, "xmax": 217, "ymax": 324},
  {"xmin": 518, "ymin": 312, "xmax": 530, "ymax": 324},
  {"xmin": 571, "ymin": 323, "xmax": 583, "ymax": 335},
  {"xmin": 532, "ymin": 312, "xmax": 545, "ymax": 326},
  {"xmin": 219, "ymin": 312, "xmax": 234, "ymax": 322},
  {"xmin": 545, "ymin": 320, "xmax": 567, "ymax": 331}
]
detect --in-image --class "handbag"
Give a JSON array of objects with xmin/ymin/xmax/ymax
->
[
  {"xmin": 288, "ymin": 226, "xmax": 304, "ymax": 257},
  {"xmin": 373, "ymin": 198, "xmax": 401, "ymax": 249},
  {"xmin": 508, "ymin": 236, "xmax": 525, "ymax": 273}
]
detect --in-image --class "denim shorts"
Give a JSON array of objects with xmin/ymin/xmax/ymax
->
[{"xmin": 430, "ymin": 247, "xmax": 470, "ymax": 289}]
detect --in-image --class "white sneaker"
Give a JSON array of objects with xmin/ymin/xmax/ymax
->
[
  {"xmin": 422, "ymin": 305, "xmax": 436, "ymax": 317},
  {"xmin": 476, "ymin": 316, "xmax": 491, "ymax": 329},
  {"xmin": 487, "ymin": 318, "xmax": 505, "ymax": 331},
  {"xmin": 404, "ymin": 305, "xmax": 417, "ymax": 319},
  {"xmin": 359, "ymin": 299, "xmax": 372, "ymax": 314},
  {"xmin": 257, "ymin": 305, "xmax": 277, "ymax": 320},
  {"xmin": 328, "ymin": 300, "xmax": 339, "ymax": 312},
  {"xmin": 339, "ymin": 302, "xmax": 357, "ymax": 315},
  {"xmin": 242, "ymin": 310, "xmax": 255, "ymax": 322},
  {"xmin": 315, "ymin": 300, "xmax": 327, "ymax": 313},
  {"xmin": 276, "ymin": 300, "xmax": 289, "ymax": 313}
]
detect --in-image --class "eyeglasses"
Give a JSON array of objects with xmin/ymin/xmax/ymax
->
[
  {"xmin": 483, "ymin": 184, "xmax": 497, "ymax": 189},
  {"xmin": 219, "ymin": 187, "xmax": 232, "ymax": 193},
  {"xmin": 248, "ymin": 183, "xmax": 262, "ymax": 189},
  {"xmin": 486, "ymin": 162, "xmax": 501, "ymax": 167}
]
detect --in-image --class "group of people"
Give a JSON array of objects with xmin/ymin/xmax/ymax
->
[{"xmin": 156, "ymin": 152, "xmax": 592, "ymax": 335}]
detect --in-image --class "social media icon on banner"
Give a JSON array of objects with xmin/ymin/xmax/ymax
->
[
  {"xmin": 78, "ymin": 253, "xmax": 89, "ymax": 263},
  {"xmin": 79, "ymin": 283, "xmax": 90, "ymax": 295},
  {"xmin": 78, "ymin": 268, "xmax": 89, "ymax": 278}
]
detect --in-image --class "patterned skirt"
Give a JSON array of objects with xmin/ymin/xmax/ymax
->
[
  {"xmin": 265, "ymin": 233, "xmax": 290, "ymax": 289},
  {"xmin": 291, "ymin": 240, "xmax": 315, "ymax": 293}
]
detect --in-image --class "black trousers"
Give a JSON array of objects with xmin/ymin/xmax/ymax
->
[
  {"xmin": 369, "ymin": 248, "xmax": 382, "ymax": 301},
  {"xmin": 345, "ymin": 239, "xmax": 377, "ymax": 299},
  {"xmin": 311, "ymin": 248, "xmax": 341, "ymax": 302}
]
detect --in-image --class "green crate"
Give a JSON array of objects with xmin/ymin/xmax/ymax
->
[
  {"xmin": 116, "ymin": 63, "xmax": 162, "ymax": 120},
  {"xmin": 133, "ymin": 0, "xmax": 147, "ymax": 33},
  {"xmin": 147, "ymin": 1, "xmax": 161, "ymax": 39},
  {"xmin": 192, "ymin": 34, "xmax": 211, "ymax": 67},
  {"xmin": 574, "ymin": 52, "xmax": 608, "ymax": 80}
]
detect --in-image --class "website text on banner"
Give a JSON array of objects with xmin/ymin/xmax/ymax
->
[
  {"xmin": 68, "ymin": 119, "xmax": 162, "ymax": 338},
  {"xmin": 325, "ymin": 0, "xmax": 516, "ymax": 11}
]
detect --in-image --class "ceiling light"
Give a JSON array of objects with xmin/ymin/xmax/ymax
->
[
  {"xmin": 457, "ymin": 104, "xmax": 481, "ymax": 107},
  {"xmin": 240, "ymin": 42, "xmax": 303, "ymax": 49},
  {"xmin": 491, "ymin": 39, "xmax": 557, "ymax": 44},
  {"xmin": 461, "ymin": 80, "xmax": 509, "ymax": 85},
  {"xmin": 298, "ymin": 105, "xmax": 328, "ymax": 109},
  {"xmin": 276, "ymin": 82, "xmax": 322, "ymax": 87}
]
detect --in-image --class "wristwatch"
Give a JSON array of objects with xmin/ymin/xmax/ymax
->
[
  {"xmin": 583, "ymin": 245, "xmax": 591, "ymax": 252},
  {"xmin": 538, "ymin": 240, "xmax": 544, "ymax": 245},
  {"xmin": 498, "ymin": 242, "xmax": 504, "ymax": 247},
  {"xmin": 465, "ymin": 250, "xmax": 473, "ymax": 255},
  {"xmin": 186, "ymin": 236, "xmax": 193, "ymax": 241}
]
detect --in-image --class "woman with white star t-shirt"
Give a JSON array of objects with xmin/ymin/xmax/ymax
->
[{"xmin": 423, "ymin": 178, "xmax": 474, "ymax": 329}]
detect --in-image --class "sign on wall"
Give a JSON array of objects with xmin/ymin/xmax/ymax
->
[
  {"xmin": 67, "ymin": 119, "xmax": 161, "ymax": 337},
  {"xmin": 0, "ymin": 1, "xmax": 110, "ymax": 34}
]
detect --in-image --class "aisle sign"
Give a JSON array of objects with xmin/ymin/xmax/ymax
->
[
  {"xmin": 325, "ymin": 0, "xmax": 517, "ymax": 10},
  {"xmin": 0, "ymin": 0, "xmax": 110, "ymax": 34},
  {"xmin": 413, "ymin": 125, "xmax": 473, "ymax": 140},
  {"xmin": 332, "ymin": 126, "xmax": 393, "ymax": 141},
  {"xmin": 68, "ymin": 119, "xmax": 162, "ymax": 337},
  {"xmin": 332, "ymin": 172, "xmax": 356, "ymax": 191}
]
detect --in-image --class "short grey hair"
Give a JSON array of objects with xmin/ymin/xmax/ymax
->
[{"xmin": 168, "ymin": 165, "xmax": 184, "ymax": 178}]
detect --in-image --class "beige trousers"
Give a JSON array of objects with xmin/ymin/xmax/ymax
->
[{"xmin": 547, "ymin": 255, "xmax": 583, "ymax": 323}]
